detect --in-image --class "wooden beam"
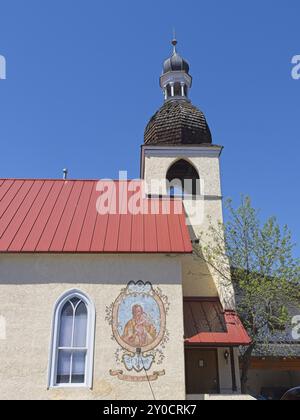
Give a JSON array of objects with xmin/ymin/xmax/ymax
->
[{"xmin": 249, "ymin": 358, "xmax": 300, "ymax": 371}]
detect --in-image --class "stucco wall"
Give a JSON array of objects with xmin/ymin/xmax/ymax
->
[
  {"xmin": 142, "ymin": 147, "xmax": 235, "ymax": 309},
  {"xmin": 143, "ymin": 154, "xmax": 221, "ymax": 197},
  {"xmin": 0, "ymin": 254, "xmax": 185, "ymax": 400},
  {"xmin": 181, "ymin": 254, "xmax": 219, "ymax": 297}
]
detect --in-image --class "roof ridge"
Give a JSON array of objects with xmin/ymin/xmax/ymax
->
[{"xmin": 0, "ymin": 178, "xmax": 142, "ymax": 183}]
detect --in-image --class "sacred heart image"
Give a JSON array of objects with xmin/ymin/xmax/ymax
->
[{"xmin": 106, "ymin": 281, "xmax": 169, "ymax": 382}]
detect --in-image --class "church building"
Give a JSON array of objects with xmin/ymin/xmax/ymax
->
[{"xmin": 0, "ymin": 39, "xmax": 251, "ymax": 400}]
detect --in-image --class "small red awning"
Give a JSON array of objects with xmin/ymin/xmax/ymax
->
[{"xmin": 183, "ymin": 298, "xmax": 251, "ymax": 346}]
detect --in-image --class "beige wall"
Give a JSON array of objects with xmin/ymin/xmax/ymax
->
[
  {"xmin": 181, "ymin": 255, "xmax": 218, "ymax": 297},
  {"xmin": 0, "ymin": 254, "xmax": 185, "ymax": 400},
  {"xmin": 142, "ymin": 146, "xmax": 235, "ymax": 309},
  {"xmin": 143, "ymin": 153, "xmax": 222, "ymax": 198}
]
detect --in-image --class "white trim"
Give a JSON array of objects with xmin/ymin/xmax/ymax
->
[
  {"xmin": 47, "ymin": 289, "xmax": 96, "ymax": 389},
  {"xmin": 180, "ymin": 82, "xmax": 185, "ymax": 97},
  {"xmin": 142, "ymin": 145, "xmax": 222, "ymax": 158},
  {"xmin": 160, "ymin": 71, "xmax": 192, "ymax": 89}
]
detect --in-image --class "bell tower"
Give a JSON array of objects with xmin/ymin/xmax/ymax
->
[
  {"xmin": 160, "ymin": 38, "xmax": 192, "ymax": 102},
  {"xmin": 141, "ymin": 39, "xmax": 235, "ymax": 309}
]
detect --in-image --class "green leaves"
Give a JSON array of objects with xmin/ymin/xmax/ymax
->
[{"xmin": 198, "ymin": 195, "xmax": 300, "ymax": 348}]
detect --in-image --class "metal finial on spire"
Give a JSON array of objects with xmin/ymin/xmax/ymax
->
[
  {"xmin": 160, "ymin": 33, "xmax": 192, "ymax": 103},
  {"xmin": 171, "ymin": 28, "xmax": 177, "ymax": 54}
]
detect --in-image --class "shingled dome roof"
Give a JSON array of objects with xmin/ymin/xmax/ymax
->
[{"xmin": 144, "ymin": 100, "xmax": 212, "ymax": 145}]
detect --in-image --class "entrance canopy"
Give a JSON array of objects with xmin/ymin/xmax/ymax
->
[{"xmin": 183, "ymin": 297, "xmax": 251, "ymax": 346}]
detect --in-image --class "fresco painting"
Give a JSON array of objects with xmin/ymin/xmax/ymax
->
[{"xmin": 106, "ymin": 281, "xmax": 169, "ymax": 382}]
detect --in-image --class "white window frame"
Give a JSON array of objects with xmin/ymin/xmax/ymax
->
[{"xmin": 48, "ymin": 289, "xmax": 96, "ymax": 389}]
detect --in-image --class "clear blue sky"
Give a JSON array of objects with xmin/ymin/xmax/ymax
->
[{"xmin": 0, "ymin": 0, "xmax": 299, "ymax": 253}]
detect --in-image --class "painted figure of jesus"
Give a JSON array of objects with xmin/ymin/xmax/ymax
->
[{"xmin": 122, "ymin": 304, "xmax": 157, "ymax": 347}]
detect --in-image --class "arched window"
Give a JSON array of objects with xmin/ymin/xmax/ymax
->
[
  {"xmin": 48, "ymin": 290, "xmax": 95, "ymax": 388},
  {"xmin": 166, "ymin": 159, "xmax": 200, "ymax": 198}
]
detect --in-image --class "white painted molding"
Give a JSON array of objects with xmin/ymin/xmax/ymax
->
[
  {"xmin": 142, "ymin": 145, "xmax": 223, "ymax": 159},
  {"xmin": 47, "ymin": 289, "xmax": 96, "ymax": 390}
]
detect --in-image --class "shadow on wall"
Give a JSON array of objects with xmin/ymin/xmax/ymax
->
[{"xmin": 0, "ymin": 253, "xmax": 182, "ymax": 285}]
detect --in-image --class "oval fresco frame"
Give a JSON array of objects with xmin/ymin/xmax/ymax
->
[{"xmin": 112, "ymin": 282, "xmax": 166, "ymax": 354}]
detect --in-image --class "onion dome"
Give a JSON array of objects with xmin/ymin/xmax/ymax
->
[{"xmin": 163, "ymin": 39, "xmax": 190, "ymax": 74}]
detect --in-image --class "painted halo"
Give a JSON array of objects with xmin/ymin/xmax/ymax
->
[{"xmin": 112, "ymin": 281, "xmax": 166, "ymax": 353}]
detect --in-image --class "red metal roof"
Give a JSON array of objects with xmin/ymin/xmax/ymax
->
[
  {"xmin": 0, "ymin": 179, "xmax": 192, "ymax": 254},
  {"xmin": 184, "ymin": 298, "xmax": 251, "ymax": 346}
]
